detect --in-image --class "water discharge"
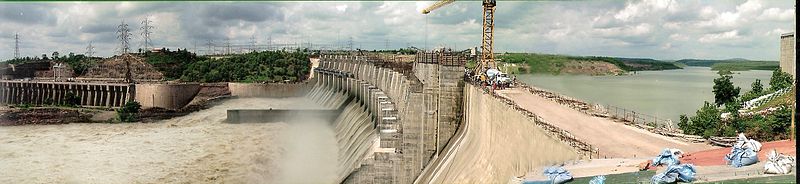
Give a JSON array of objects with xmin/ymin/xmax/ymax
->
[{"xmin": 0, "ymin": 83, "xmax": 376, "ymax": 184}]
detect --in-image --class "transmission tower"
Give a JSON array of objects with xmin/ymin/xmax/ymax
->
[
  {"xmin": 348, "ymin": 36, "xmax": 354, "ymax": 51},
  {"xmin": 116, "ymin": 20, "xmax": 132, "ymax": 54},
  {"xmin": 385, "ymin": 39, "xmax": 389, "ymax": 50},
  {"xmin": 225, "ymin": 38, "xmax": 231, "ymax": 55},
  {"xmin": 250, "ymin": 35, "xmax": 257, "ymax": 52},
  {"xmin": 140, "ymin": 16, "xmax": 155, "ymax": 51},
  {"xmin": 206, "ymin": 40, "xmax": 214, "ymax": 55},
  {"xmin": 267, "ymin": 35, "xmax": 273, "ymax": 51},
  {"xmin": 14, "ymin": 33, "xmax": 20, "ymax": 59},
  {"xmin": 85, "ymin": 41, "xmax": 95, "ymax": 57}
]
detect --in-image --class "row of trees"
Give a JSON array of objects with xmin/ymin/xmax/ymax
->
[
  {"xmin": 145, "ymin": 48, "xmax": 206, "ymax": 80},
  {"xmin": 180, "ymin": 50, "xmax": 310, "ymax": 83},
  {"xmin": 678, "ymin": 69, "xmax": 794, "ymax": 140},
  {"xmin": 4, "ymin": 52, "xmax": 100, "ymax": 76}
]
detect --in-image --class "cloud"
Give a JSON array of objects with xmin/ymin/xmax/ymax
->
[
  {"xmin": 0, "ymin": 4, "xmax": 57, "ymax": 25},
  {"xmin": 758, "ymin": 8, "xmax": 794, "ymax": 21},
  {"xmin": 0, "ymin": 1, "xmax": 794, "ymax": 61},
  {"xmin": 699, "ymin": 30, "xmax": 741, "ymax": 43}
]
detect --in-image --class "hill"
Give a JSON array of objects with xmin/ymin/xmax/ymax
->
[
  {"xmin": 497, "ymin": 53, "xmax": 681, "ymax": 75},
  {"xmin": 675, "ymin": 59, "xmax": 779, "ymax": 71}
]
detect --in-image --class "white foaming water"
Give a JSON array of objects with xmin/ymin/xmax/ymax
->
[{"xmin": 0, "ymin": 83, "xmax": 376, "ymax": 184}]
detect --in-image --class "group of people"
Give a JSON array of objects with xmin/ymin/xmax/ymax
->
[{"xmin": 463, "ymin": 68, "xmax": 516, "ymax": 91}]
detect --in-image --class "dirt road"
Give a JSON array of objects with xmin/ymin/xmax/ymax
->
[{"xmin": 497, "ymin": 88, "xmax": 713, "ymax": 158}]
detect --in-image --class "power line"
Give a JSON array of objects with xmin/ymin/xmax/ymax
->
[
  {"xmin": 14, "ymin": 33, "xmax": 20, "ymax": 59},
  {"xmin": 140, "ymin": 16, "xmax": 155, "ymax": 51},
  {"xmin": 117, "ymin": 20, "xmax": 132, "ymax": 54}
]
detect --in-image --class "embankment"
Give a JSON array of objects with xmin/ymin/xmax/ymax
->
[{"xmin": 421, "ymin": 85, "xmax": 580, "ymax": 183}]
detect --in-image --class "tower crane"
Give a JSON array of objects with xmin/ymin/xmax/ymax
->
[{"xmin": 422, "ymin": 0, "xmax": 497, "ymax": 75}]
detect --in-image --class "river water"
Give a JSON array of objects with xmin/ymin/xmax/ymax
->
[{"xmin": 516, "ymin": 67, "xmax": 773, "ymax": 122}]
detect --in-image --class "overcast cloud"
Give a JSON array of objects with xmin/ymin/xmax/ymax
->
[{"xmin": 0, "ymin": 0, "xmax": 795, "ymax": 61}]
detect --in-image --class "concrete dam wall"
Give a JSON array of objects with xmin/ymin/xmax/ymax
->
[
  {"xmin": 418, "ymin": 85, "xmax": 580, "ymax": 183},
  {"xmin": 228, "ymin": 82, "xmax": 312, "ymax": 98},
  {"xmin": 310, "ymin": 53, "xmax": 466, "ymax": 183}
]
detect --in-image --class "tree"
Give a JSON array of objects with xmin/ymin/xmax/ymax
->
[
  {"xmin": 692, "ymin": 101, "xmax": 722, "ymax": 138},
  {"xmin": 769, "ymin": 69, "xmax": 792, "ymax": 91},
  {"xmin": 52, "ymin": 51, "xmax": 59, "ymax": 60},
  {"xmin": 751, "ymin": 79, "xmax": 763, "ymax": 94},
  {"xmin": 713, "ymin": 75, "xmax": 740, "ymax": 106}
]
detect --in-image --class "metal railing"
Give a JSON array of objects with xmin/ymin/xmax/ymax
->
[{"xmin": 606, "ymin": 105, "xmax": 675, "ymax": 130}]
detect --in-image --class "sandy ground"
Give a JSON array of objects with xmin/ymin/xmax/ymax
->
[
  {"xmin": 0, "ymin": 97, "xmax": 338, "ymax": 184},
  {"xmin": 523, "ymin": 158, "xmax": 648, "ymax": 181},
  {"xmin": 682, "ymin": 140, "xmax": 796, "ymax": 166},
  {"xmin": 497, "ymin": 88, "xmax": 714, "ymax": 158}
]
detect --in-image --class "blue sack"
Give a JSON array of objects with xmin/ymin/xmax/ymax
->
[
  {"xmin": 650, "ymin": 164, "xmax": 696, "ymax": 184},
  {"xmin": 543, "ymin": 167, "xmax": 573, "ymax": 184},
  {"xmin": 652, "ymin": 148, "xmax": 680, "ymax": 167},
  {"xmin": 589, "ymin": 175, "xmax": 606, "ymax": 184},
  {"xmin": 725, "ymin": 147, "xmax": 759, "ymax": 167}
]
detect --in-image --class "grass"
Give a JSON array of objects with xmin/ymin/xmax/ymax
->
[
  {"xmin": 499, "ymin": 53, "xmax": 570, "ymax": 74},
  {"xmin": 750, "ymin": 88, "xmax": 795, "ymax": 112},
  {"xmin": 698, "ymin": 174, "xmax": 797, "ymax": 183}
]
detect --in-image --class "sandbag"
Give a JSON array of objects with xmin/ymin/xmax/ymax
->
[
  {"xmin": 589, "ymin": 175, "xmax": 606, "ymax": 184},
  {"xmin": 543, "ymin": 167, "xmax": 573, "ymax": 184},
  {"xmin": 725, "ymin": 147, "xmax": 759, "ymax": 167},
  {"xmin": 652, "ymin": 148, "xmax": 681, "ymax": 167},
  {"xmin": 764, "ymin": 149, "xmax": 795, "ymax": 174},
  {"xmin": 650, "ymin": 164, "xmax": 696, "ymax": 184},
  {"xmin": 735, "ymin": 133, "xmax": 762, "ymax": 152}
]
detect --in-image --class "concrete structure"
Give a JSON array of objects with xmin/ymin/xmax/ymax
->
[
  {"xmin": 134, "ymin": 83, "xmax": 201, "ymax": 109},
  {"xmin": 307, "ymin": 52, "xmax": 592, "ymax": 183},
  {"xmin": 418, "ymin": 85, "xmax": 580, "ymax": 183},
  {"xmin": 0, "ymin": 81, "xmax": 200, "ymax": 110},
  {"xmin": 228, "ymin": 82, "xmax": 311, "ymax": 98},
  {"xmin": 0, "ymin": 81, "xmax": 133, "ymax": 107},
  {"xmin": 780, "ymin": 32, "xmax": 795, "ymax": 78}
]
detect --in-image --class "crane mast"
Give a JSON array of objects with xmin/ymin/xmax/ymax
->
[
  {"xmin": 479, "ymin": 0, "xmax": 496, "ymax": 73},
  {"xmin": 422, "ymin": 0, "xmax": 497, "ymax": 74}
]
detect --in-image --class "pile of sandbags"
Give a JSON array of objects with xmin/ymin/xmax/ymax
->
[
  {"xmin": 764, "ymin": 149, "xmax": 795, "ymax": 174},
  {"xmin": 652, "ymin": 148, "xmax": 683, "ymax": 167},
  {"xmin": 650, "ymin": 164, "xmax": 697, "ymax": 184},
  {"xmin": 724, "ymin": 133, "xmax": 761, "ymax": 167}
]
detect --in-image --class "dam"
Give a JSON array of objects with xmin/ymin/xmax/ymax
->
[
  {"xmin": 0, "ymin": 52, "xmax": 712, "ymax": 183},
  {"xmin": 222, "ymin": 52, "xmax": 591, "ymax": 183}
]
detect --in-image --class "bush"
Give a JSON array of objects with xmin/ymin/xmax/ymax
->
[
  {"xmin": 63, "ymin": 92, "xmax": 81, "ymax": 107},
  {"xmin": 117, "ymin": 101, "xmax": 141, "ymax": 122},
  {"xmin": 769, "ymin": 69, "xmax": 793, "ymax": 91}
]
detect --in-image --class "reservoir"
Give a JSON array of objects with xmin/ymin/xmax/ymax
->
[{"xmin": 516, "ymin": 67, "xmax": 773, "ymax": 122}]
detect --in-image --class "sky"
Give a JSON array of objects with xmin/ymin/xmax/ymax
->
[{"xmin": 0, "ymin": 0, "xmax": 795, "ymax": 61}]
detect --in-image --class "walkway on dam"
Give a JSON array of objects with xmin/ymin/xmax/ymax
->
[{"xmin": 496, "ymin": 88, "xmax": 714, "ymax": 158}]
